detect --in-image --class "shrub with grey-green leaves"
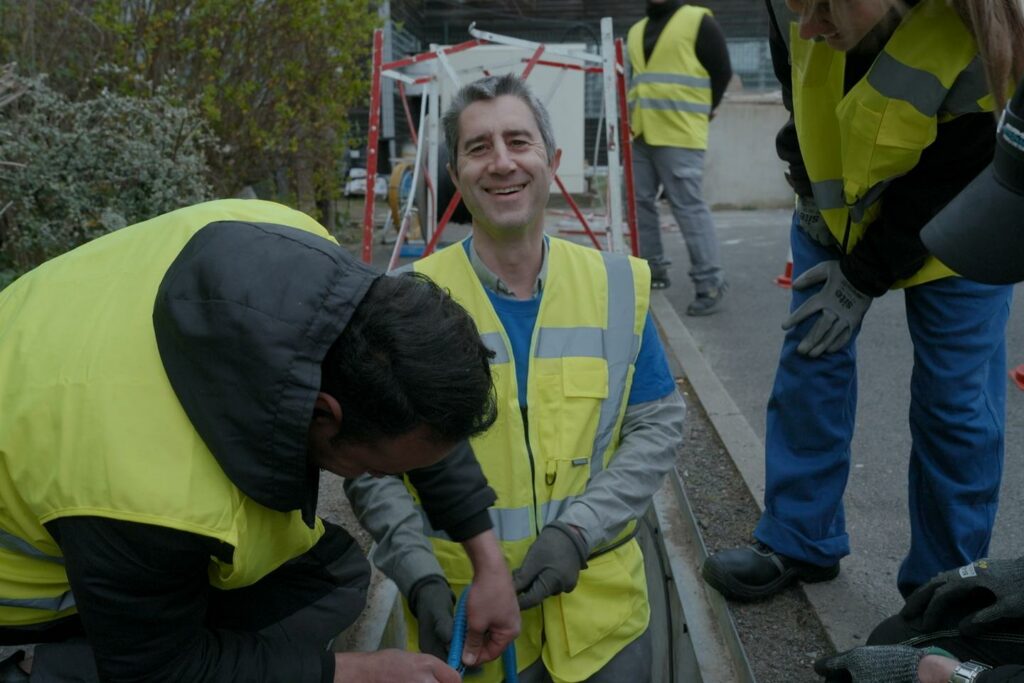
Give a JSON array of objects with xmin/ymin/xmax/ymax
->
[{"xmin": 0, "ymin": 72, "xmax": 215, "ymax": 286}]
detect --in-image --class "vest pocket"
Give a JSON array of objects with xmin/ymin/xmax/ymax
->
[
  {"xmin": 556, "ymin": 359, "xmax": 608, "ymax": 465},
  {"xmin": 549, "ymin": 540, "xmax": 648, "ymax": 658}
]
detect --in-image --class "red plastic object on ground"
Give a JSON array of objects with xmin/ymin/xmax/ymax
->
[
  {"xmin": 775, "ymin": 248, "xmax": 793, "ymax": 288},
  {"xmin": 1011, "ymin": 364, "xmax": 1024, "ymax": 390}
]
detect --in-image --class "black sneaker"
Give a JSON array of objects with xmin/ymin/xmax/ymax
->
[
  {"xmin": 686, "ymin": 281, "xmax": 728, "ymax": 316},
  {"xmin": 701, "ymin": 541, "xmax": 839, "ymax": 601},
  {"xmin": 650, "ymin": 263, "xmax": 671, "ymax": 290}
]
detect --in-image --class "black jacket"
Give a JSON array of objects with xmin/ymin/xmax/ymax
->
[
  {"xmin": 765, "ymin": 0, "xmax": 996, "ymax": 296},
  {"xmin": 46, "ymin": 220, "xmax": 495, "ymax": 682}
]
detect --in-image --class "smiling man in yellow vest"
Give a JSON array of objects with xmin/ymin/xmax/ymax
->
[
  {"xmin": 0, "ymin": 199, "xmax": 521, "ymax": 682},
  {"xmin": 346, "ymin": 74, "xmax": 686, "ymax": 683},
  {"xmin": 627, "ymin": 0, "xmax": 732, "ymax": 314}
]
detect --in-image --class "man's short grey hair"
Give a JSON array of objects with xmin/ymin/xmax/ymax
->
[{"xmin": 442, "ymin": 73, "xmax": 557, "ymax": 172}]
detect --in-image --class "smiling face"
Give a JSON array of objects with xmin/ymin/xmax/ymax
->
[
  {"xmin": 450, "ymin": 94, "xmax": 561, "ymax": 239},
  {"xmin": 786, "ymin": 0, "xmax": 895, "ymax": 51}
]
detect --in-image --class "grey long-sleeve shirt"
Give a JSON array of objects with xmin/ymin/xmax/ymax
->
[{"xmin": 345, "ymin": 393, "xmax": 686, "ymax": 596}]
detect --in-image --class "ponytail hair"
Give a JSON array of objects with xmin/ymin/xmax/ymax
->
[{"xmin": 952, "ymin": 0, "xmax": 1024, "ymax": 110}]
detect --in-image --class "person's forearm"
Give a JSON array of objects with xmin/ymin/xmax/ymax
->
[
  {"xmin": 558, "ymin": 391, "xmax": 685, "ymax": 551},
  {"xmin": 461, "ymin": 529, "xmax": 506, "ymax": 574},
  {"xmin": 344, "ymin": 474, "xmax": 445, "ymax": 595}
]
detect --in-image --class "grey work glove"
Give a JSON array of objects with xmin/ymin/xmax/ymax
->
[
  {"xmin": 901, "ymin": 557, "xmax": 1024, "ymax": 635},
  {"xmin": 408, "ymin": 575, "xmax": 455, "ymax": 661},
  {"xmin": 783, "ymin": 260, "xmax": 871, "ymax": 358},
  {"xmin": 814, "ymin": 645, "xmax": 926, "ymax": 683},
  {"xmin": 512, "ymin": 521, "xmax": 588, "ymax": 610},
  {"xmin": 796, "ymin": 195, "xmax": 837, "ymax": 248}
]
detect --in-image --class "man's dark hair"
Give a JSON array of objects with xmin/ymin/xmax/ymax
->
[{"xmin": 321, "ymin": 272, "xmax": 497, "ymax": 445}]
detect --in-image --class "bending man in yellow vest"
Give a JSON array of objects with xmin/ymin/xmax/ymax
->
[
  {"xmin": 346, "ymin": 74, "xmax": 686, "ymax": 683},
  {"xmin": 702, "ymin": 0, "xmax": 1018, "ymax": 603},
  {"xmin": 627, "ymin": 0, "xmax": 732, "ymax": 314},
  {"xmin": 0, "ymin": 199, "xmax": 520, "ymax": 683}
]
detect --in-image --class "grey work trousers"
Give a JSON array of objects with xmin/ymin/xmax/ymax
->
[
  {"xmin": 3, "ymin": 522, "xmax": 369, "ymax": 682},
  {"xmin": 517, "ymin": 627, "xmax": 652, "ymax": 683},
  {"xmin": 632, "ymin": 138, "xmax": 723, "ymax": 293}
]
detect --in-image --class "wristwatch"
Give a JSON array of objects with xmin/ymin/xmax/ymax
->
[{"xmin": 949, "ymin": 660, "xmax": 991, "ymax": 683}]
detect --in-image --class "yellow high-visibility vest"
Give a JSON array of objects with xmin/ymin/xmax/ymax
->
[
  {"xmin": 628, "ymin": 6, "xmax": 714, "ymax": 149},
  {"xmin": 411, "ymin": 238, "xmax": 651, "ymax": 682},
  {"xmin": 790, "ymin": 0, "xmax": 994, "ymax": 288},
  {"xmin": 0, "ymin": 200, "xmax": 327, "ymax": 626}
]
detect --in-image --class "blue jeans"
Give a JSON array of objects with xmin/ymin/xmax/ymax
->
[{"xmin": 754, "ymin": 213, "xmax": 1012, "ymax": 596}]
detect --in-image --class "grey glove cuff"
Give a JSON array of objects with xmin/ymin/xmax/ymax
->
[
  {"xmin": 548, "ymin": 521, "xmax": 589, "ymax": 570},
  {"xmin": 407, "ymin": 574, "xmax": 453, "ymax": 616},
  {"xmin": 815, "ymin": 645, "xmax": 925, "ymax": 683},
  {"xmin": 796, "ymin": 195, "xmax": 838, "ymax": 249}
]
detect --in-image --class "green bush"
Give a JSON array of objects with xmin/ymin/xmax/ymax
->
[{"xmin": 0, "ymin": 71, "xmax": 214, "ymax": 285}]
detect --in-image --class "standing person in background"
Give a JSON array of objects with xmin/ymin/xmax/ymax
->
[
  {"xmin": 627, "ymin": 0, "xmax": 732, "ymax": 315},
  {"xmin": 702, "ymin": 0, "xmax": 1023, "ymax": 603},
  {"xmin": 346, "ymin": 74, "xmax": 686, "ymax": 683},
  {"xmin": 815, "ymin": 72, "xmax": 1024, "ymax": 683}
]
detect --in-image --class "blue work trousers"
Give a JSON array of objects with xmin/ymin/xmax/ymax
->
[{"xmin": 754, "ymin": 214, "xmax": 1012, "ymax": 596}]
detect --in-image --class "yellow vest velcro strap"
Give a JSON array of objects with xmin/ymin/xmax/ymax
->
[
  {"xmin": 535, "ymin": 327, "xmax": 604, "ymax": 358},
  {"xmin": 0, "ymin": 591, "xmax": 75, "ymax": 612},
  {"xmin": 0, "ymin": 529, "xmax": 64, "ymax": 565},
  {"xmin": 631, "ymin": 72, "xmax": 711, "ymax": 88},
  {"xmin": 634, "ymin": 97, "xmax": 712, "ymax": 115},
  {"xmin": 480, "ymin": 331, "xmax": 510, "ymax": 364},
  {"xmin": 592, "ymin": 253, "xmax": 640, "ymax": 478},
  {"xmin": 415, "ymin": 505, "xmax": 533, "ymax": 542},
  {"xmin": 942, "ymin": 56, "xmax": 988, "ymax": 115}
]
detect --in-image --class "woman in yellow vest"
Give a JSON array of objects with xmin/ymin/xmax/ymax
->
[
  {"xmin": 0, "ymin": 200, "xmax": 516, "ymax": 682},
  {"xmin": 703, "ymin": 0, "xmax": 1024, "ymax": 603}
]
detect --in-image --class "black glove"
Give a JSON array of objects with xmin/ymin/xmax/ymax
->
[
  {"xmin": 408, "ymin": 575, "xmax": 455, "ymax": 660},
  {"xmin": 814, "ymin": 645, "xmax": 926, "ymax": 683},
  {"xmin": 901, "ymin": 557, "xmax": 1024, "ymax": 635},
  {"xmin": 512, "ymin": 521, "xmax": 588, "ymax": 610}
]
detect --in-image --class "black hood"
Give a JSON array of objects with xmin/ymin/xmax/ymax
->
[
  {"xmin": 153, "ymin": 220, "xmax": 380, "ymax": 526},
  {"xmin": 646, "ymin": 0, "xmax": 683, "ymax": 19}
]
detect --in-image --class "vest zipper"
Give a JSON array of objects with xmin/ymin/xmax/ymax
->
[{"xmin": 520, "ymin": 406, "xmax": 542, "ymax": 536}]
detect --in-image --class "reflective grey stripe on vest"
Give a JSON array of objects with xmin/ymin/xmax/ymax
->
[
  {"xmin": 0, "ymin": 591, "xmax": 75, "ymax": 613},
  {"xmin": 811, "ymin": 179, "xmax": 846, "ymax": 212},
  {"xmin": 480, "ymin": 331, "xmax": 510, "ymax": 365},
  {"xmin": 941, "ymin": 56, "xmax": 988, "ymax": 115},
  {"xmin": 634, "ymin": 97, "xmax": 712, "ymax": 115},
  {"xmin": 416, "ymin": 505, "xmax": 533, "ymax": 543},
  {"xmin": 590, "ymin": 253, "xmax": 640, "ymax": 478},
  {"xmin": 632, "ymin": 72, "xmax": 711, "ymax": 89},
  {"xmin": 0, "ymin": 529, "xmax": 64, "ymax": 565},
  {"xmin": 541, "ymin": 497, "xmax": 575, "ymax": 527},
  {"xmin": 868, "ymin": 51, "xmax": 949, "ymax": 117},
  {"xmin": 869, "ymin": 51, "xmax": 987, "ymax": 119},
  {"xmin": 535, "ymin": 327, "xmax": 603, "ymax": 359},
  {"xmin": 811, "ymin": 177, "xmax": 889, "ymax": 225}
]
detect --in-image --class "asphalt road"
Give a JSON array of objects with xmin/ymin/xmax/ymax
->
[{"xmin": 657, "ymin": 209, "xmax": 1024, "ymax": 648}]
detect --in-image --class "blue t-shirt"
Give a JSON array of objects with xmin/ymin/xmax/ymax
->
[{"xmin": 484, "ymin": 289, "xmax": 676, "ymax": 407}]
